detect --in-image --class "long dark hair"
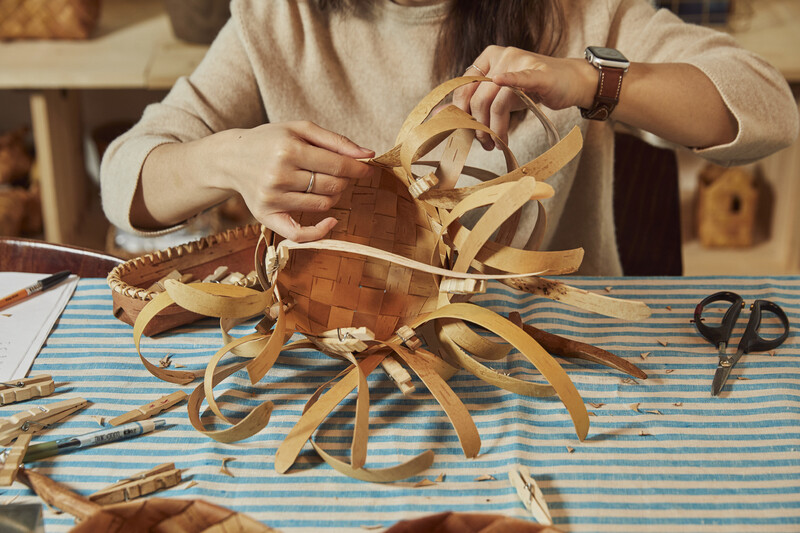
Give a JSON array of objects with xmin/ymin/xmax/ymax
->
[{"xmin": 314, "ymin": 0, "xmax": 565, "ymax": 81}]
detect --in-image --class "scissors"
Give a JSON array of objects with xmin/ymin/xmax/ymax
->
[{"xmin": 694, "ymin": 291, "xmax": 790, "ymax": 396}]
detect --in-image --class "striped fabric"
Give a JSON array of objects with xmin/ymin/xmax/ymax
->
[{"xmin": 4, "ymin": 277, "xmax": 799, "ymax": 532}]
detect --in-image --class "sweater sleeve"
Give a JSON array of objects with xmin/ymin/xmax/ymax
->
[
  {"xmin": 606, "ymin": 0, "xmax": 799, "ymax": 166},
  {"xmin": 99, "ymin": 4, "xmax": 266, "ymax": 235}
]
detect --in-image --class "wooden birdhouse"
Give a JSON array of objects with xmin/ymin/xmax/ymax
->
[{"xmin": 696, "ymin": 164, "xmax": 758, "ymax": 247}]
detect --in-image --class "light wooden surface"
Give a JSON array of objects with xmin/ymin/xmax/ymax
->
[{"xmin": 0, "ymin": 0, "xmax": 208, "ymax": 90}]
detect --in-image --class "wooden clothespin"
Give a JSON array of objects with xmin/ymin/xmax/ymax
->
[
  {"xmin": 0, "ymin": 397, "xmax": 88, "ymax": 446},
  {"xmin": 439, "ymin": 278, "xmax": 487, "ymax": 295},
  {"xmin": 380, "ymin": 356, "xmax": 415, "ymax": 396},
  {"xmin": 408, "ymin": 172, "xmax": 439, "ymax": 199},
  {"xmin": 0, "ymin": 375, "xmax": 55, "ymax": 406},
  {"xmin": 89, "ymin": 463, "xmax": 182, "ymax": 505},
  {"xmin": 0, "ymin": 433, "xmax": 32, "ymax": 486},
  {"xmin": 108, "ymin": 391, "xmax": 188, "ymax": 427},
  {"xmin": 146, "ymin": 270, "xmax": 184, "ymax": 293},
  {"xmin": 202, "ymin": 266, "xmax": 230, "ymax": 283},
  {"xmin": 508, "ymin": 465, "xmax": 553, "ymax": 526},
  {"xmin": 315, "ymin": 327, "xmax": 375, "ymax": 356}
]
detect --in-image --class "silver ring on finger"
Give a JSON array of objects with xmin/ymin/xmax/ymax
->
[
  {"xmin": 466, "ymin": 64, "xmax": 487, "ymax": 76},
  {"xmin": 304, "ymin": 171, "xmax": 316, "ymax": 194}
]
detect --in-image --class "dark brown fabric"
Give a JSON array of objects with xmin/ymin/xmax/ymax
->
[
  {"xmin": 385, "ymin": 511, "xmax": 563, "ymax": 533},
  {"xmin": 613, "ymin": 132, "xmax": 683, "ymax": 275}
]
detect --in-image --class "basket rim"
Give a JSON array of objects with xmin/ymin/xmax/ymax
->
[{"xmin": 106, "ymin": 224, "xmax": 262, "ymax": 302}]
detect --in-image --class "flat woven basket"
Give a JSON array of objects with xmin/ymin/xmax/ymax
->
[
  {"xmin": 0, "ymin": 0, "xmax": 102, "ymax": 40},
  {"xmin": 107, "ymin": 225, "xmax": 262, "ymax": 337}
]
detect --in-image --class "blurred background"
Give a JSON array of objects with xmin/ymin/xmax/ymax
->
[{"xmin": 0, "ymin": 0, "xmax": 797, "ymax": 275}]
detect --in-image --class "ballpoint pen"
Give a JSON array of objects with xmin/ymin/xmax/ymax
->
[
  {"xmin": 0, "ymin": 271, "xmax": 71, "ymax": 312},
  {"xmin": 22, "ymin": 419, "xmax": 166, "ymax": 463}
]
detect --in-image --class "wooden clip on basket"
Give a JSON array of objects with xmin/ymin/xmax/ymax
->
[{"xmin": 116, "ymin": 76, "xmax": 652, "ymax": 482}]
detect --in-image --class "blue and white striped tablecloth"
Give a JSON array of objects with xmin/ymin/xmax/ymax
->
[{"xmin": 4, "ymin": 277, "xmax": 799, "ymax": 532}]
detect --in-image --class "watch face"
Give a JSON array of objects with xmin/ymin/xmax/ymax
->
[
  {"xmin": 585, "ymin": 46, "xmax": 630, "ymax": 71},
  {"xmin": 587, "ymin": 46, "xmax": 628, "ymax": 62}
]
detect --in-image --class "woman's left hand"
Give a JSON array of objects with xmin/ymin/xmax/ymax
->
[{"xmin": 452, "ymin": 45, "xmax": 593, "ymax": 150}]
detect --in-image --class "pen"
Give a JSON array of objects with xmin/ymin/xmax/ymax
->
[
  {"xmin": 22, "ymin": 418, "xmax": 166, "ymax": 463},
  {"xmin": 0, "ymin": 270, "xmax": 71, "ymax": 312}
]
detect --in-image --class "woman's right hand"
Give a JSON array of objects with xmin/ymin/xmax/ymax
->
[{"xmin": 212, "ymin": 121, "xmax": 379, "ymax": 242}]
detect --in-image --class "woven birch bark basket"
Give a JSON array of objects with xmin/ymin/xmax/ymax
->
[
  {"xmin": 0, "ymin": 0, "xmax": 102, "ymax": 40},
  {"xmin": 120, "ymin": 76, "xmax": 652, "ymax": 481}
]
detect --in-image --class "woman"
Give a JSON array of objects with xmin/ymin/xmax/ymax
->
[{"xmin": 100, "ymin": 0, "xmax": 798, "ymax": 275}]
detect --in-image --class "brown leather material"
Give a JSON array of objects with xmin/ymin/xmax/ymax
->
[
  {"xmin": 581, "ymin": 67, "xmax": 625, "ymax": 121},
  {"xmin": 0, "ymin": 237, "xmax": 122, "ymax": 277}
]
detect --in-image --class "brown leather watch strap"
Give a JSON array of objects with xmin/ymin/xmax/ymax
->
[{"xmin": 580, "ymin": 67, "xmax": 624, "ymax": 121}]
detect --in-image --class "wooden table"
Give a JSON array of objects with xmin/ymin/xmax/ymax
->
[{"xmin": 0, "ymin": 0, "xmax": 208, "ymax": 246}]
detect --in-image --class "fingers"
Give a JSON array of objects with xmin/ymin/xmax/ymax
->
[
  {"xmin": 300, "ymin": 143, "xmax": 379, "ymax": 183},
  {"xmin": 488, "ymin": 87, "xmax": 519, "ymax": 147},
  {"xmin": 469, "ymin": 82, "xmax": 504, "ymax": 150},
  {"xmin": 292, "ymin": 121, "xmax": 375, "ymax": 159},
  {"xmin": 263, "ymin": 212, "xmax": 338, "ymax": 243}
]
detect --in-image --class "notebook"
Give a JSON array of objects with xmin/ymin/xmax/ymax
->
[{"xmin": 0, "ymin": 273, "xmax": 79, "ymax": 381}]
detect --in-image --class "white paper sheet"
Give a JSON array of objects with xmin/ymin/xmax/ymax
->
[{"xmin": 0, "ymin": 272, "xmax": 79, "ymax": 381}]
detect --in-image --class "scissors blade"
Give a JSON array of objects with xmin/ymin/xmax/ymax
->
[{"xmin": 711, "ymin": 364, "xmax": 732, "ymax": 396}]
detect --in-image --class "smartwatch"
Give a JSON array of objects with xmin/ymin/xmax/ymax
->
[{"xmin": 580, "ymin": 46, "xmax": 630, "ymax": 121}]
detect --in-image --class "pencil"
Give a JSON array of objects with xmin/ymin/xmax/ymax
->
[{"xmin": 0, "ymin": 270, "xmax": 71, "ymax": 312}]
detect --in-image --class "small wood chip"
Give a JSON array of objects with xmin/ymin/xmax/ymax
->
[
  {"xmin": 4, "ymin": 496, "xmax": 18, "ymax": 505},
  {"xmin": 604, "ymin": 286, "xmax": 613, "ymax": 293},
  {"xmin": 639, "ymin": 430, "xmax": 651, "ymax": 437},
  {"xmin": 220, "ymin": 458, "xmax": 235, "ymax": 477},
  {"xmin": 769, "ymin": 351, "xmax": 776, "ymax": 357},
  {"xmin": 1, "ymin": 314, "xmax": 11, "ymax": 318},
  {"xmin": 589, "ymin": 402, "xmax": 604, "ymax": 409},
  {"xmin": 566, "ymin": 446, "xmax": 575, "ymax": 453},
  {"xmin": 414, "ymin": 478, "xmax": 436, "ymax": 487},
  {"xmin": 665, "ymin": 369, "xmax": 675, "ymax": 374},
  {"xmin": 673, "ymin": 402, "xmax": 683, "ymax": 407},
  {"xmin": 474, "ymin": 474, "xmax": 496, "ymax": 481},
  {"xmin": 361, "ymin": 525, "xmax": 384, "ymax": 530},
  {"xmin": 643, "ymin": 409, "xmax": 662, "ymax": 415},
  {"xmin": 91, "ymin": 415, "xmax": 105, "ymax": 426},
  {"xmin": 159, "ymin": 353, "xmax": 173, "ymax": 368},
  {"xmin": 665, "ymin": 306, "xmax": 672, "ymax": 311},
  {"xmin": 622, "ymin": 378, "xmax": 639, "ymax": 385},
  {"xmin": 737, "ymin": 376, "xmax": 751, "ymax": 381},
  {"xmin": 630, "ymin": 403, "xmax": 641, "ymax": 412},
  {"xmin": 181, "ymin": 480, "xmax": 198, "ymax": 490},
  {"xmin": 657, "ymin": 339, "xmax": 669, "ymax": 347},
  {"xmin": 174, "ymin": 363, "xmax": 186, "ymax": 368},
  {"xmin": 434, "ymin": 473, "xmax": 446, "ymax": 483},
  {"xmin": 588, "ymin": 411, "xmax": 597, "ymax": 417},
  {"xmin": 640, "ymin": 352, "xmax": 651, "ymax": 360}
]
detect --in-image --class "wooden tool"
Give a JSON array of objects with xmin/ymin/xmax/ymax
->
[
  {"xmin": 89, "ymin": 463, "xmax": 182, "ymax": 505},
  {"xmin": 108, "ymin": 390, "xmax": 187, "ymax": 426},
  {"xmin": 0, "ymin": 397, "xmax": 88, "ymax": 446},
  {"xmin": 0, "ymin": 375, "xmax": 55, "ymax": 406}
]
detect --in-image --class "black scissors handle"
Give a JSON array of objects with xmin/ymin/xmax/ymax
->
[
  {"xmin": 738, "ymin": 299, "xmax": 790, "ymax": 354},
  {"xmin": 694, "ymin": 291, "xmax": 744, "ymax": 348}
]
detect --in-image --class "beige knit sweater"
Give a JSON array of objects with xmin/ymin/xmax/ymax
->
[{"xmin": 100, "ymin": 0, "xmax": 798, "ymax": 275}]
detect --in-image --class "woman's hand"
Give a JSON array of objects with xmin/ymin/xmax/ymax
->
[
  {"xmin": 138, "ymin": 121, "xmax": 379, "ymax": 242},
  {"xmin": 214, "ymin": 121, "xmax": 379, "ymax": 241},
  {"xmin": 452, "ymin": 45, "xmax": 594, "ymax": 150}
]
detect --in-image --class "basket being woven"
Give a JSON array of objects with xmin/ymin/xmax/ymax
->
[
  {"xmin": 0, "ymin": 0, "xmax": 101, "ymax": 40},
  {"xmin": 127, "ymin": 76, "xmax": 652, "ymax": 481}
]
